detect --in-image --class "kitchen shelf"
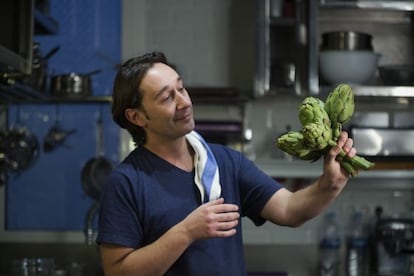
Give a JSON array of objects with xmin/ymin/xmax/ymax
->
[
  {"xmin": 0, "ymin": 81, "xmax": 111, "ymax": 104},
  {"xmin": 321, "ymin": 1, "xmax": 414, "ymax": 11},
  {"xmin": 0, "ymin": 81, "xmax": 49, "ymax": 102},
  {"xmin": 255, "ymin": 158, "xmax": 414, "ymax": 179},
  {"xmin": 1, "ymin": 84, "xmax": 249, "ymax": 104},
  {"xmin": 319, "ymin": 85, "xmax": 414, "ymax": 98},
  {"xmin": 353, "ymin": 86, "xmax": 414, "ymax": 97}
]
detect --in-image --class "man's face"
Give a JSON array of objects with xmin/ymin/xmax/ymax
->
[{"xmin": 137, "ymin": 63, "xmax": 194, "ymax": 142}]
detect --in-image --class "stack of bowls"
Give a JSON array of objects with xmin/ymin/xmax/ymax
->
[{"xmin": 319, "ymin": 31, "xmax": 380, "ymax": 85}]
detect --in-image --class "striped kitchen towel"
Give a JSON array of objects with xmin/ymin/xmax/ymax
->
[{"xmin": 186, "ymin": 131, "xmax": 221, "ymax": 203}]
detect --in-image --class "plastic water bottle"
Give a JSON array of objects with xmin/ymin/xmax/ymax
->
[
  {"xmin": 319, "ymin": 212, "xmax": 342, "ymax": 276},
  {"xmin": 345, "ymin": 211, "xmax": 370, "ymax": 276}
]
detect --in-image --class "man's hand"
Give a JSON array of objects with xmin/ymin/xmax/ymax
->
[
  {"xmin": 321, "ymin": 131, "xmax": 356, "ymax": 191},
  {"xmin": 180, "ymin": 198, "xmax": 240, "ymax": 241}
]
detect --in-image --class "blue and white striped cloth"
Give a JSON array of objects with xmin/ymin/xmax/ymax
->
[{"xmin": 186, "ymin": 131, "xmax": 221, "ymax": 203}]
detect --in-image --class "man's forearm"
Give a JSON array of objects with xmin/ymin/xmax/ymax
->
[
  {"xmin": 102, "ymin": 223, "xmax": 193, "ymax": 276},
  {"xmin": 289, "ymin": 175, "xmax": 344, "ymax": 224}
]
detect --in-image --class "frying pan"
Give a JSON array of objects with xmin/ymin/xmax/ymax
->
[
  {"xmin": 1, "ymin": 125, "xmax": 40, "ymax": 172},
  {"xmin": 0, "ymin": 107, "xmax": 40, "ymax": 173},
  {"xmin": 81, "ymin": 112, "xmax": 113, "ymax": 200}
]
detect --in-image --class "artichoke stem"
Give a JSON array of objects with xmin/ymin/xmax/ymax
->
[
  {"xmin": 340, "ymin": 159, "xmax": 358, "ymax": 177},
  {"xmin": 328, "ymin": 140, "xmax": 375, "ymax": 170}
]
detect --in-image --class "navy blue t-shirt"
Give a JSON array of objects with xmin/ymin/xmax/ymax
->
[{"xmin": 97, "ymin": 143, "xmax": 283, "ymax": 276}]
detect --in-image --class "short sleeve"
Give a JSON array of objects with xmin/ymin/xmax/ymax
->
[
  {"xmin": 97, "ymin": 171, "xmax": 143, "ymax": 248},
  {"xmin": 238, "ymin": 157, "xmax": 283, "ymax": 226}
]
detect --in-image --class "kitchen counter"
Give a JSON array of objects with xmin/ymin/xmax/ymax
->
[
  {"xmin": 0, "ymin": 242, "xmax": 103, "ymax": 275},
  {"xmin": 255, "ymin": 158, "xmax": 414, "ymax": 179}
]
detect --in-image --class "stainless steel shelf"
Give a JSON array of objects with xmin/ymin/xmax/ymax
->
[
  {"xmin": 353, "ymin": 86, "xmax": 414, "ymax": 97},
  {"xmin": 320, "ymin": 85, "xmax": 414, "ymax": 98},
  {"xmin": 255, "ymin": 158, "xmax": 414, "ymax": 179},
  {"xmin": 321, "ymin": 1, "xmax": 414, "ymax": 11}
]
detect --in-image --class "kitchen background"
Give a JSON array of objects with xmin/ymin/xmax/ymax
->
[{"xmin": 1, "ymin": 0, "xmax": 414, "ymax": 275}]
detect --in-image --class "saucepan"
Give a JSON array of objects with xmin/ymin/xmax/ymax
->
[
  {"xmin": 378, "ymin": 65, "xmax": 414, "ymax": 86},
  {"xmin": 51, "ymin": 69, "xmax": 102, "ymax": 97}
]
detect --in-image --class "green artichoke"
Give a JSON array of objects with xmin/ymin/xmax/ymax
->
[
  {"xmin": 277, "ymin": 131, "xmax": 323, "ymax": 162},
  {"xmin": 302, "ymin": 122, "xmax": 332, "ymax": 151},
  {"xmin": 277, "ymin": 131, "xmax": 308, "ymax": 156},
  {"xmin": 324, "ymin": 83, "xmax": 355, "ymax": 124},
  {"xmin": 275, "ymin": 83, "xmax": 375, "ymax": 177},
  {"xmin": 299, "ymin": 97, "xmax": 331, "ymax": 127},
  {"xmin": 331, "ymin": 122, "xmax": 342, "ymax": 141}
]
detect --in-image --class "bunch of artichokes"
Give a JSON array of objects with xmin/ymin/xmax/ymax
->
[{"xmin": 277, "ymin": 83, "xmax": 375, "ymax": 177}]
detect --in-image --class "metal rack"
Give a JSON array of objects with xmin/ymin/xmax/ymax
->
[
  {"xmin": 256, "ymin": 0, "xmax": 414, "ymax": 98},
  {"xmin": 311, "ymin": 0, "xmax": 414, "ymax": 96}
]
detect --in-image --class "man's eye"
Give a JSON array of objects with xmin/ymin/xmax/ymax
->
[
  {"xmin": 178, "ymin": 87, "xmax": 187, "ymax": 94},
  {"xmin": 163, "ymin": 93, "xmax": 173, "ymax": 102}
]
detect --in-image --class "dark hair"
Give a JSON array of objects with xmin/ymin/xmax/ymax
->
[{"xmin": 111, "ymin": 51, "xmax": 175, "ymax": 146}]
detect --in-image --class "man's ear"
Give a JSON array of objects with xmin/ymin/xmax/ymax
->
[{"xmin": 125, "ymin": 108, "xmax": 147, "ymax": 128}]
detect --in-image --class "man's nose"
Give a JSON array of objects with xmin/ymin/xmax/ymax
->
[{"xmin": 175, "ymin": 91, "xmax": 191, "ymax": 108}]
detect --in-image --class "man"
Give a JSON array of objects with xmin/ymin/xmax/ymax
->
[{"xmin": 97, "ymin": 51, "xmax": 356, "ymax": 275}]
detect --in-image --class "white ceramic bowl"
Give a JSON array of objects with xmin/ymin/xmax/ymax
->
[{"xmin": 319, "ymin": 50, "xmax": 380, "ymax": 85}]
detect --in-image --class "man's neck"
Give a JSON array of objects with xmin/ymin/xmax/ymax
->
[{"xmin": 144, "ymin": 137, "xmax": 194, "ymax": 172}]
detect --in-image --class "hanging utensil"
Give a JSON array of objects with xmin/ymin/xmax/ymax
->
[
  {"xmin": 23, "ymin": 44, "xmax": 60, "ymax": 92},
  {"xmin": 81, "ymin": 106, "xmax": 113, "ymax": 200},
  {"xmin": 43, "ymin": 104, "xmax": 77, "ymax": 152},
  {"xmin": 0, "ymin": 105, "xmax": 40, "ymax": 172},
  {"xmin": 84, "ymin": 201, "xmax": 100, "ymax": 245},
  {"xmin": 43, "ymin": 45, "xmax": 60, "ymax": 60}
]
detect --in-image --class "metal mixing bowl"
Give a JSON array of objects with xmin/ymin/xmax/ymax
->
[{"xmin": 320, "ymin": 31, "xmax": 374, "ymax": 51}]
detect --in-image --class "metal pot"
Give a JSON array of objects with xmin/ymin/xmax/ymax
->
[
  {"xmin": 378, "ymin": 65, "xmax": 414, "ymax": 86},
  {"xmin": 23, "ymin": 44, "xmax": 59, "ymax": 91},
  {"xmin": 376, "ymin": 217, "xmax": 414, "ymax": 254},
  {"xmin": 320, "ymin": 31, "xmax": 374, "ymax": 51},
  {"xmin": 51, "ymin": 69, "xmax": 101, "ymax": 97}
]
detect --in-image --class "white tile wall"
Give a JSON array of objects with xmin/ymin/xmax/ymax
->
[{"xmin": 122, "ymin": 0, "xmax": 255, "ymax": 89}]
